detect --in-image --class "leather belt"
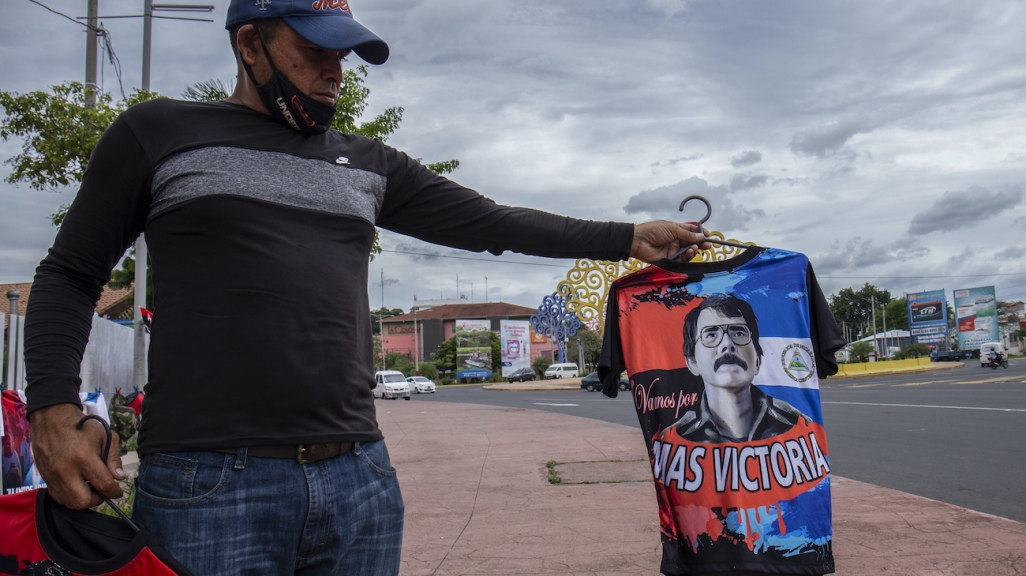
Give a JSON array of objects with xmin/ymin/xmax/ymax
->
[{"xmin": 216, "ymin": 442, "xmax": 355, "ymax": 465}]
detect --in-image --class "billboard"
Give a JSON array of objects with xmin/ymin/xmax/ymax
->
[
  {"xmin": 455, "ymin": 319, "xmax": 491, "ymax": 333},
  {"xmin": 953, "ymin": 286, "xmax": 998, "ymax": 350},
  {"xmin": 455, "ymin": 319, "xmax": 493, "ymax": 380},
  {"xmin": 500, "ymin": 320, "xmax": 532, "ymax": 377},
  {"xmin": 906, "ymin": 289, "xmax": 948, "ymax": 346}
]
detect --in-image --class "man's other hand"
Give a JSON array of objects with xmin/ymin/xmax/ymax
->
[
  {"xmin": 631, "ymin": 221, "xmax": 712, "ymax": 264},
  {"xmin": 29, "ymin": 403, "xmax": 125, "ymax": 509}
]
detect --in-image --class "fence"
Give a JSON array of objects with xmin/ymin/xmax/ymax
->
[{"xmin": 3, "ymin": 310, "xmax": 143, "ymax": 395}]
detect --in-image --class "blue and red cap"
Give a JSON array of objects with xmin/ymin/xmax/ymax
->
[{"xmin": 226, "ymin": 0, "xmax": 389, "ymax": 65}]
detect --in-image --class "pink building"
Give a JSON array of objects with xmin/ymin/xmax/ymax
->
[{"xmin": 380, "ymin": 302, "xmax": 555, "ymax": 363}]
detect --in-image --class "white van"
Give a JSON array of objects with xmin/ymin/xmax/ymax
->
[
  {"xmin": 979, "ymin": 342, "xmax": 1006, "ymax": 367},
  {"xmin": 544, "ymin": 363, "xmax": 579, "ymax": 379},
  {"xmin": 374, "ymin": 370, "xmax": 411, "ymax": 400}
]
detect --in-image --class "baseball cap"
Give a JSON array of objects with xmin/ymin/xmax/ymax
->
[{"xmin": 226, "ymin": 0, "xmax": 389, "ymax": 65}]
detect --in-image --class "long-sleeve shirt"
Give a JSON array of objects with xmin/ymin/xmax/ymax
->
[{"xmin": 24, "ymin": 99, "xmax": 634, "ymax": 455}]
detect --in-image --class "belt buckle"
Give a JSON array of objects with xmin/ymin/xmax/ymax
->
[{"xmin": 297, "ymin": 445, "xmax": 309, "ymax": 465}]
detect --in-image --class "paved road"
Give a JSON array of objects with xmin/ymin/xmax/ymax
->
[{"xmin": 399, "ymin": 361, "xmax": 1026, "ymax": 522}]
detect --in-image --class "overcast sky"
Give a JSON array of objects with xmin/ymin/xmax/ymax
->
[{"xmin": 2, "ymin": 0, "xmax": 1026, "ymax": 313}]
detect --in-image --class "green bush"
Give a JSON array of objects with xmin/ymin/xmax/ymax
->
[
  {"xmin": 895, "ymin": 342, "xmax": 931, "ymax": 360},
  {"xmin": 418, "ymin": 361, "xmax": 438, "ymax": 380},
  {"xmin": 385, "ymin": 352, "xmax": 414, "ymax": 376},
  {"xmin": 533, "ymin": 355, "xmax": 552, "ymax": 378},
  {"xmin": 849, "ymin": 341, "xmax": 874, "ymax": 363}
]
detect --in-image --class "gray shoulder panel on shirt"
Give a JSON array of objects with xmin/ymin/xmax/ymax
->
[{"xmin": 149, "ymin": 146, "xmax": 386, "ymax": 223}]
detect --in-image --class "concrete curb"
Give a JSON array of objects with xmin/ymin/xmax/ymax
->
[{"xmin": 831, "ymin": 361, "xmax": 965, "ymax": 379}]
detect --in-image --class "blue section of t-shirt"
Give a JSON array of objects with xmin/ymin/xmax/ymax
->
[
  {"xmin": 685, "ymin": 249, "xmax": 811, "ymax": 339},
  {"xmin": 757, "ymin": 385, "xmax": 824, "ymax": 426}
]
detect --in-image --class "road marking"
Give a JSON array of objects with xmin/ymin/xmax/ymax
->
[
  {"xmin": 845, "ymin": 383, "xmax": 888, "ymax": 388},
  {"xmin": 534, "ymin": 403, "xmax": 579, "ymax": 407},
  {"xmin": 823, "ymin": 401, "xmax": 1026, "ymax": 413},
  {"xmin": 893, "ymin": 381, "xmax": 935, "ymax": 387},
  {"xmin": 950, "ymin": 377, "xmax": 1016, "ymax": 385}
]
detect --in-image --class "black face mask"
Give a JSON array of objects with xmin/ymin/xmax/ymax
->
[{"xmin": 241, "ymin": 32, "xmax": 337, "ymax": 135}]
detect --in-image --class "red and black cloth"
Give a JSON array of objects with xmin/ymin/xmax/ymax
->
[{"xmin": 0, "ymin": 488, "xmax": 190, "ymax": 575}]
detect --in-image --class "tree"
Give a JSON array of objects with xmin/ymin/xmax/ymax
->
[
  {"xmin": 532, "ymin": 355, "xmax": 552, "ymax": 378},
  {"xmin": 566, "ymin": 329, "xmax": 602, "ymax": 370},
  {"xmin": 828, "ymin": 284, "xmax": 892, "ymax": 336},
  {"xmin": 384, "ymin": 352, "xmax": 414, "ymax": 375},
  {"xmin": 106, "ymin": 247, "xmax": 153, "ymax": 309},
  {"xmin": 418, "ymin": 361, "xmax": 438, "ymax": 380},
  {"xmin": 883, "ymin": 298, "xmax": 908, "ymax": 332},
  {"xmin": 432, "ymin": 336, "xmax": 457, "ymax": 374},
  {"xmin": 370, "ymin": 307, "xmax": 405, "ymax": 335},
  {"xmin": 849, "ymin": 341, "xmax": 875, "ymax": 363},
  {"xmin": 0, "ymin": 83, "xmax": 161, "ymax": 224}
]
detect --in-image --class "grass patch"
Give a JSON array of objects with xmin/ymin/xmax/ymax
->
[{"xmin": 546, "ymin": 460, "xmax": 562, "ymax": 484}]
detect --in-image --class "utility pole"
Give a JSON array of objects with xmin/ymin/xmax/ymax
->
[
  {"xmin": 881, "ymin": 304, "xmax": 888, "ymax": 358},
  {"xmin": 133, "ymin": 0, "xmax": 214, "ymax": 388},
  {"xmin": 485, "ymin": 277, "xmax": 488, "ymax": 302},
  {"xmin": 413, "ymin": 308, "xmax": 419, "ymax": 375},
  {"xmin": 378, "ymin": 313, "xmax": 385, "ymax": 371},
  {"xmin": 85, "ymin": 0, "xmax": 99, "ymax": 107},
  {"xmin": 133, "ymin": 0, "xmax": 152, "ymax": 388},
  {"xmin": 471, "ymin": 281, "xmax": 474, "ymax": 304},
  {"xmin": 870, "ymin": 295, "xmax": 878, "ymax": 358},
  {"xmin": 142, "ymin": 0, "xmax": 153, "ymax": 90},
  {"xmin": 6, "ymin": 290, "xmax": 22, "ymax": 390}
]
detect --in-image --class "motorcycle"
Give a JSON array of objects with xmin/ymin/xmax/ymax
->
[{"xmin": 986, "ymin": 355, "xmax": 1009, "ymax": 370}]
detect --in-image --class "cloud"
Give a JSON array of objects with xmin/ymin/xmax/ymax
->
[
  {"xmin": 623, "ymin": 176, "xmax": 764, "ymax": 231},
  {"xmin": 907, "ymin": 185, "xmax": 1023, "ymax": 236},
  {"xmin": 995, "ymin": 246, "xmax": 1025, "ymax": 260},
  {"xmin": 789, "ymin": 117, "xmax": 872, "ymax": 157},
  {"xmin": 647, "ymin": 0, "xmax": 688, "ymax": 17},
  {"xmin": 812, "ymin": 237, "xmax": 931, "ymax": 275},
  {"xmin": 729, "ymin": 173, "xmax": 768, "ymax": 192},
  {"xmin": 729, "ymin": 150, "xmax": 762, "ymax": 167},
  {"xmin": 650, "ymin": 153, "xmax": 703, "ymax": 167}
]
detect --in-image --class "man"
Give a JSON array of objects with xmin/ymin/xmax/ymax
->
[
  {"xmin": 665, "ymin": 294, "xmax": 809, "ymax": 443},
  {"xmin": 24, "ymin": 1, "xmax": 710, "ymax": 574}
]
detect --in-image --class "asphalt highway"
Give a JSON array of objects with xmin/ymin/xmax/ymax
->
[{"xmin": 405, "ymin": 360, "xmax": 1026, "ymax": 523}]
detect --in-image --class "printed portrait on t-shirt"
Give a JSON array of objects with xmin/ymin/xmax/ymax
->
[{"xmin": 600, "ymin": 248, "xmax": 844, "ymax": 576}]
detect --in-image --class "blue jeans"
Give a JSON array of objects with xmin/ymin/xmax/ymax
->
[{"xmin": 132, "ymin": 441, "xmax": 404, "ymax": 575}]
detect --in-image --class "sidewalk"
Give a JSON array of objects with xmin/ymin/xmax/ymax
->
[{"xmin": 384, "ymin": 401, "xmax": 1026, "ymax": 575}]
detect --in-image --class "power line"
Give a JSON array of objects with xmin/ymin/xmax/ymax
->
[
  {"xmin": 27, "ymin": 0, "xmax": 96, "ymax": 29},
  {"xmin": 27, "ymin": 0, "xmax": 127, "ymax": 99},
  {"xmin": 819, "ymin": 272, "xmax": 1026, "ymax": 279}
]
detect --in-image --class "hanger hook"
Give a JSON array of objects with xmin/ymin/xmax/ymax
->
[{"xmin": 678, "ymin": 195, "xmax": 712, "ymax": 227}]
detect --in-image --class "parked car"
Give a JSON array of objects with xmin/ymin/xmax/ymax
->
[
  {"xmin": 506, "ymin": 367, "xmax": 536, "ymax": 383},
  {"xmin": 407, "ymin": 376, "xmax": 436, "ymax": 394},
  {"xmin": 374, "ymin": 370, "xmax": 411, "ymax": 400},
  {"xmin": 580, "ymin": 371, "xmax": 629, "ymax": 392},
  {"xmin": 544, "ymin": 363, "xmax": 580, "ymax": 379}
]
